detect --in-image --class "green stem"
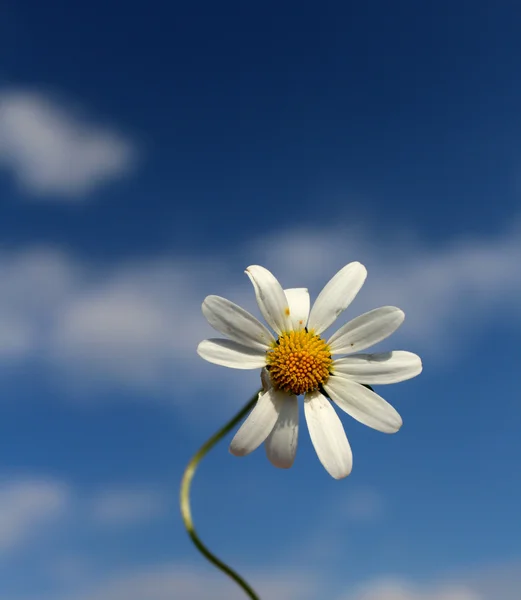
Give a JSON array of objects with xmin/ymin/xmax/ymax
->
[{"xmin": 180, "ymin": 391, "xmax": 261, "ymax": 600}]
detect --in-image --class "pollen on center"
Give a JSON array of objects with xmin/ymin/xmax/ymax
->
[{"xmin": 266, "ymin": 329, "xmax": 332, "ymax": 396}]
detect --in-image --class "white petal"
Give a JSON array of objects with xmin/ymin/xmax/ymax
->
[
  {"xmin": 260, "ymin": 367, "xmax": 272, "ymax": 391},
  {"xmin": 245, "ymin": 265, "xmax": 292, "ymax": 335},
  {"xmin": 202, "ymin": 295, "xmax": 274, "ymax": 350},
  {"xmin": 333, "ymin": 351, "xmax": 423, "ymax": 384},
  {"xmin": 307, "ymin": 262, "xmax": 367, "ymax": 334},
  {"xmin": 230, "ymin": 387, "xmax": 284, "ymax": 456},
  {"xmin": 304, "ymin": 390, "xmax": 353, "ymax": 479},
  {"xmin": 284, "ymin": 288, "xmax": 310, "ymax": 330},
  {"xmin": 328, "ymin": 306, "xmax": 405, "ymax": 355},
  {"xmin": 324, "ymin": 375, "xmax": 402, "ymax": 433},
  {"xmin": 265, "ymin": 395, "xmax": 299, "ymax": 469},
  {"xmin": 197, "ymin": 339, "xmax": 267, "ymax": 369}
]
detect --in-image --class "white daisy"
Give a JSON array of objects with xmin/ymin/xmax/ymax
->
[{"xmin": 197, "ymin": 263, "xmax": 422, "ymax": 479}]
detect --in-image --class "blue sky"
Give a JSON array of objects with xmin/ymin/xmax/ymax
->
[{"xmin": 0, "ymin": 1, "xmax": 520, "ymax": 599}]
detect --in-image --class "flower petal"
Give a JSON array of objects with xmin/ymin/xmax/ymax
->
[
  {"xmin": 245, "ymin": 265, "xmax": 292, "ymax": 335},
  {"xmin": 265, "ymin": 395, "xmax": 299, "ymax": 469},
  {"xmin": 260, "ymin": 367, "xmax": 272, "ymax": 391},
  {"xmin": 328, "ymin": 306, "xmax": 405, "ymax": 354},
  {"xmin": 284, "ymin": 288, "xmax": 310, "ymax": 330},
  {"xmin": 304, "ymin": 390, "xmax": 353, "ymax": 479},
  {"xmin": 333, "ymin": 351, "xmax": 423, "ymax": 384},
  {"xmin": 230, "ymin": 387, "xmax": 284, "ymax": 456},
  {"xmin": 307, "ymin": 262, "xmax": 367, "ymax": 334},
  {"xmin": 197, "ymin": 339, "xmax": 267, "ymax": 369},
  {"xmin": 202, "ymin": 295, "xmax": 274, "ymax": 350},
  {"xmin": 324, "ymin": 375, "xmax": 402, "ymax": 433}
]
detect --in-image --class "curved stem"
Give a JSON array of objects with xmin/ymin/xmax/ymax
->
[{"xmin": 180, "ymin": 391, "xmax": 261, "ymax": 600}]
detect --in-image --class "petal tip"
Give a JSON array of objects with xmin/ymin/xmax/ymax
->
[
  {"xmin": 387, "ymin": 306, "xmax": 405, "ymax": 320},
  {"xmin": 388, "ymin": 414, "xmax": 403, "ymax": 434},
  {"xmin": 245, "ymin": 264, "xmax": 262, "ymax": 274},
  {"xmin": 229, "ymin": 443, "xmax": 246, "ymax": 457},
  {"xmin": 351, "ymin": 261, "xmax": 368, "ymax": 278},
  {"xmin": 331, "ymin": 463, "xmax": 353, "ymax": 479},
  {"xmin": 271, "ymin": 461, "xmax": 293, "ymax": 470}
]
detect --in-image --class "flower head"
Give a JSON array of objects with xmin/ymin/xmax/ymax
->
[{"xmin": 197, "ymin": 263, "xmax": 422, "ymax": 479}]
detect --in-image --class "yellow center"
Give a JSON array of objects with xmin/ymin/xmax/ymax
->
[{"xmin": 266, "ymin": 329, "xmax": 332, "ymax": 395}]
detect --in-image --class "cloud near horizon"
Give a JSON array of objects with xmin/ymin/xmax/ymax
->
[
  {"xmin": 0, "ymin": 474, "xmax": 519, "ymax": 600},
  {"xmin": 18, "ymin": 556, "xmax": 521, "ymax": 600},
  {"xmin": 346, "ymin": 579, "xmax": 481, "ymax": 600}
]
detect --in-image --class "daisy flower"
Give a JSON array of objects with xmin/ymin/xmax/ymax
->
[{"xmin": 197, "ymin": 263, "xmax": 422, "ymax": 479}]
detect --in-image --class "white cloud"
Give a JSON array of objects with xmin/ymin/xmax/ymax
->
[
  {"xmin": 339, "ymin": 561, "xmax": 521, "ymax": 600},
  {"xmin": 90, "ymin": 489, "xmax": 166, "ymax": 525},
  {"xmin": 0, "ymin": 475, "xmax": 517, "ymax": 600},
  {"xmin": 249, "ymin": 220, "xmax": 521, "ymax": 347},
  {"xmin": 0, "ymin": 478, "xmax": 70, "ymax": 553},
  {"xmin": 50, "ymin": 265, "xmax": 204, "ymax": 390},
  {"xmin": 0, "ymin": 248, "xmax": 257, "ymax": 403},
  {"xmin": 466, "ymin": 561, "xmax": 521, "ymax": 600},
  {"xmin": 58, "ymin": 563, "xmax": 316, "ymax": 600},
  {"xmin": 0, "ymin": 89, "xmax": 137, "ymax": 198},
  {"xmin": 0, "ymin": 218, "xmax": 520, "ymax": 400},
  {"xmin": 345, "ymin": 579, "xmax": 481, "ymax": 600},
  {"xmin": 33, "ymin": 560, "xmax": 521, "ymax": 600}
]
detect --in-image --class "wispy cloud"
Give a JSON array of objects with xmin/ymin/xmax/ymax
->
[
  {"xmin": 0, "ymin": 473, "xmax": 518, "ymax": 600},
  {"xmin": 33, "ymin": 559, "xmax": 521, "ymax": 600},
  {"xmin": 0, "ymin": 89, "xmax": 138, "ymax": 198},
  {"xmin": 343, "ymin": 486, "xmax": 384, "ymax": 522},
  {"xmin": 54, "ymin": 563, "xmax": 317, "ymax": 600},
  {"xmin": 0, "ymin": 475, "xmax": 169, "ymax": 556},
  {"xmin": 0, "ymin": 478, "xmax": 70, "ymax": 553},
  {"xmin": 90, "ymin": 488, "xmax": 167, "ymax": 525},
  {"xmin": 0, "ymin": 218, "xmax": 519, "ymax": 400},
  {"xmin": 339, "ymin": 560, "xmax": 521, "ymax": 600},
  {"xmin": 343, "ymin": 578, "xmax": 480, "ymax": 600},
  {"xmin": 0, "ymin": 473, "xmax": 316, "ymax": 598},
  {"xmin": 248, "ymin": 220, "xmax": 521, "ymax": 347}
]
